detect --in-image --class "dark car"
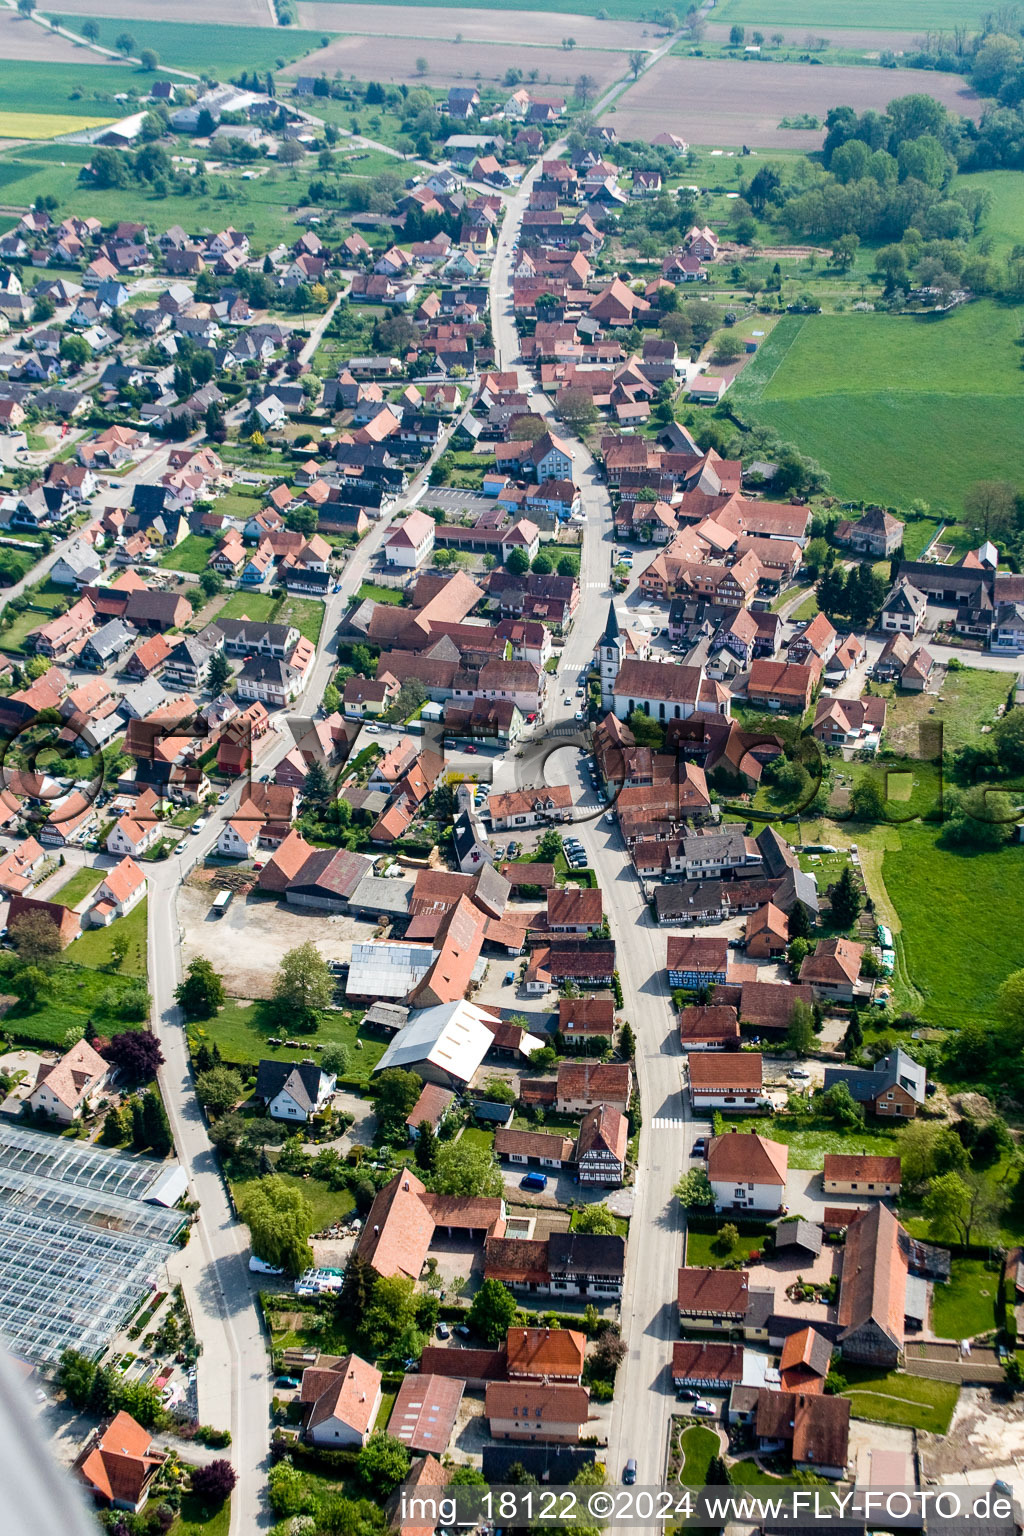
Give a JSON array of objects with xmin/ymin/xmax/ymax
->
[{"xmin": 623, "ymin": 1459, "xmax": 637, "ymax": 1485}]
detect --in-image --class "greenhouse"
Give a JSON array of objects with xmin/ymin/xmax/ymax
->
[{"xmin": 0, "ymin": 1125, "xmax": 181, "ymax": 1364}]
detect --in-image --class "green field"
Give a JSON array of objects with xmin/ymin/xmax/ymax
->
[
  {"xmin": 60, "ymin": 18, "xmax": 333, "ymax": 76},
  {"xmin": 715, "ymin": 0, "xmax": 991, "ymax": 30},
  {"xmin": 685, "ymin": 1225, "xmax": 769, "ymax": 1268},
  {"xmin": 173, "ymin": 1493, "xmax": 231, "ymax": 1536},
  {"xmin": 53, "ymin": 865, "xmax": 105, "ymax": 908},
  {"xmin": 3, "ymin": 962, "xmax": 141, "ymax": 1046},
  {"xmin": 883, "ymin": 823, "xmax": 1024, "ymax": 1028},
  {"xmin": 277, "ymin": 595, "xmax": 326, "ymax": 646},
  {"xmin": 929, "ymin": 1259, "xmax": 1000, "ymax": 1342},
  {"xmin": 841, "ymin": 1365, "xmax": 958, "ymax": 1433},
  {"xmin": 759, "ymin": 1117, "xmax": 899, "ymax": 1171},
  {"xmin": 217, "ymin": 592, "xmax": 278, "ymax": 623},
  {"xmin": 65, "ymin": 897, "xmax": 148, "ymax": 979},
  {"xmin": 193, "ymin": 997, "xmax": 386, "ymax": 1080},
  {"xmin": 0, "ymin": 59, "xmax": 147, "ymax": 117},
  {"xmin": 961, "ymin": 170, "xmax": 1024, "ymax": 259},
  {"xmin": 732, "ymin": 304, "xmax": 1024, "ymax": 517},
  {"xmin": 160, "ymin": 534, "xmax": 216, "ymax": 574}
]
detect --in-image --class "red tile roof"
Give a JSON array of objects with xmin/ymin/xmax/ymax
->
[
  {"xmin": 707, "ymin": 1131, "xmax": 788, "ymax": 1187},
  {"xmin": 506, "ymin": 1326, "xmax": 585, "ymax": 1380}
]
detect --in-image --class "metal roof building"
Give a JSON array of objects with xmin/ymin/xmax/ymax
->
[{"xmin": 0, "ymin": 1125, "xmax": 182, "ymax": 1364}]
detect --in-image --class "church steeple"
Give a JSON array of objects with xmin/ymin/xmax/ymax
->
[
  {"xmin": 600, "ymin": 599, "xmax": 620, "ymax": 648},
  {"xmin": 598, "ymin": 600, "xmax": 624, "ymax": 711}
]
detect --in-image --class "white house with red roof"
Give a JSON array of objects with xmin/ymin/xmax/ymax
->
[
  {"xmin": 88, "ymin": 856, "xmax": 147, "ymax": 926},
  {"xmin": 384, "ymin": 509, "xmax": 435, "ymax": 569}
]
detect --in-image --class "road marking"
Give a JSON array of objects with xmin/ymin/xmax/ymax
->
[{"xmin": 650, "ymin": 1116, "xmax": 686, "ymax": 1128}]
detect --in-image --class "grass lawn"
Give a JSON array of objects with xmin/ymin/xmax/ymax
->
[
  {"xmin": 883, "ymin": 822, "xmax": 1024, "ymax": 1027},
  {"xmin": 375, "ymin": 1387, "xmax": 398, "ymax": 1432},
  {"xmin": 840, "ymin": 1365, "xmax": 958, "ymax": 1433},
  {"xmin": 960, "ymin": 170, "xmax": 1024, "ymax": 259},
  {"xmin": 356, "ymin": 581, "xmax": 404, "ymax": 606},
  {"xmin": 3, "ymin": 962, "xmax": 139, "ymax": 1046},
  {"xmin": 685, "ymin": 1225, "xmax": 769, "ymax": 1268},
  {"xmin": 236, "ymin": 1167, "xmax": 355, "ymax": 1234},
  {"xmin": 65, "ymin": 897, "xmax": 148, "ymax": 979},
  {"xmin": 459, "ymin": 1126, "xmax": 495, "ymax": 1153},
  {"xmin": 194, "ymin": 997, "xmax": 386, "ymax": 1081},
  {"xmin": 52, "ymin": 865, "xmax": 105, "ymax": 908},
  {"xmin": 675, "ymin": 1423, "xmax": 718, "ymax": 1485},
  {"xmin": 759, "ymin": 1115, "xmax": 899, "ymax": 1172},
  {"xmin": 883, "ymin": 666, "xmax": 1010, "ymax": 757},
  {"xmin": 265, "ymin": 1295, "xmax": 361, "ymax": 1360},
  {"xmin": 277, "ymin": 595, "xmax": 326, "ymax": 646},
  {"xmin": 173, "ymin": 1494, "xmax": 231, "ymax": 1536},
  {"xmin": 929, "ymin": 1258, "xmax": 1000, "ymax": 1342},
  {"xmin": 160, "ymin": 534, "xmax": 216, "ymax": 574},
  {"xmin": 731, "ymin": 304, "xmax": 1024, "ymax": 518},
  {"xmin": 727, "ymin": 1459, "xmax": 791, "ymax": 1485},
  {"xmin": 217, "ymin": 592, "xmax": 278, "ymax": 623}
]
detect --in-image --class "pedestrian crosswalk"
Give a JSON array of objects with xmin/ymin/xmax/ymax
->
[{"xmin": 650, "ymin": 1116, "xmax": 686, "ymax": 1129}]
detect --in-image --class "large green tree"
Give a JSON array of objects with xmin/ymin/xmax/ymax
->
[
  {"xmin": 468, "ymin": 1278, "xmax": 519, "ymax": 1344},
  {"xmin": 432, "ymin": 1139, "xmax": 504, "ymax": 1198},
  {"xmin": 238, "ymin": 1175, "xmax": 314, "ymax": 1275},
  {"xmin": 271, "ymin": 941, "xmax": 334, "ymax": 1031},
  {"xmin": 176, "ymin": 957, "xmax": 225, "ymax": 1020}
]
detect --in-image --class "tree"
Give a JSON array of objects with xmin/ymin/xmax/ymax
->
[
  {"xmin": 238, "ymin": 1174, "xmax": 314, "ymax": 1275},
  {"xmin": 572, "ymin": 1203, "xmax": 617, "ymax": 1234},
  {"xmin": 711, "ymin": 332, "xmax": 745, "ymax": 365},
  {"xmin": 195, "ymin": 1066, "xmax": 244, "ymax": 1117},
  {"xmin": 819, "ymin": 1081, "xmax": 864, "ymax": 1128},
  {"xmin": 964, "ymin": 480, "xmax": 1016, "ymax": 541},
  {"xmin": 268, "ymin": 1463, "xmax": 308, "ymax": 1519},
  {"xmin": 557, "ymin": 387, "xmax": 598, "ymax": 434},
  {"xmin": 899, "ymin": 1119, "xmax": 967, "ymax": 1191},
  {"xmin": 619, "ymin": 1021, "xmax": 636, "ymax": 1060},
  {"xmin": 786, "ymin": 998, "xmax": 815, "ymax": 1055},
  {"xmin": 361, "ymin": 1273, "xmax": 420, "ymax": 1354},
  {"xmin": 302, "ymin": 758, "xmax": 334, "ymax": 813},
  {"xmin": 272, "ymin": 941, "xmax": 334, "ymax": 1031},
  {"xmin": 507, "ymin": 546, "xmax": 530, "ymax": 576},
  {"xmin": 16, "ymin": 0, "xmax": 35, "ymax": 15},
  {"xmin": 842, "ymin": 1011, "xmax": 863, "ymax": 1059},
  {"xmin": 575, "ymin": 73, "xmax": 596, "ymax": 105},
  {"xmin": 433, "ymin": 1138, "xmax": 504, "ymax": 1198},
  {"xmin": 9, "ymin": 910, "xmax": 62, "ymax": 965},
  {"xmin": 923, "ymin": 1170, "xmax": 1006, "ymax": 1246},
  {"xmin": 469, "ymin": 1277, "xmax": 519, "ymax": 1344},
  {"xmin": 12, "ymin": 965, "xmax": 50, "ymax": 1006},
  {"xmin": 320, "ymin": 1041, "xmax": 350, "ymax": 1078},
  {"xmin": 176, "ymin": 957, "xmax": 225, "ymax": 1021},
  {"xmin": 199, "ymin": 570, "xmax": 225, "ymax": 602},
  {"xmin": 141, "ymin": 1089, "xmax": 173, "ymax": 1156},
  {"xmin": 81, "ymin": 17, "xmax": 99, "ymax": 40},
  {"xmin": 206, "ymin": 648, "xmax": 231, "ymax": 694},
  {"xmin": 413, "ymin": 1119, "xmax": 438, "ymax": 1171},
  {"xmin": 357, "ymin": 1433, "xmax": 411, "ymax": 1497},
  {"xmin": 58, "ymin": 1348, "xmax": 97, "ymax": 1409},
  {"xmin": 374, "ymin": 1067, "xmax": 423, "ymax": 1134},
  {"xmin": 729, "ymin": 23, "xmax": 745, "ymax": 45},
  {"xmin": 104, "ymin": 1030, "xmax": 164, "ymax": 1085},
  {"xmin": 628, "ymin": 48, "xmax": 646, "ymax": 78},
  {"xmin": 851, "ymin": 775, "xmax": 886, "ymax": 824},
  {"xmin": 190, "ymin": 1461, "xmax": 236, "ymax": 1505},
  {"xmin": 59, "ymin": 333, "xmax": 89, "ymax": 369},
  {"xmin": 115, "ymin": 30, "xmax": 136, "ymax": 54},
  {"xmin": 829, "ymin": 865, "xmax": 862, "ymax": 930},
  {"xmin": 787, "ymin": 899, "xmax": 812, "ymax": 942},
  {"xmin": 139, "ymin": 47, "xmax": 159, "ymax": 70},
  {"xmin": 322, "ymin": 682, "xmax": 341, "ymax": 715},
  {"xmin": 713, "ymin": 1222, "xmax": 739, "ymax": 1254},
  {"xmin": 673, "ymin": 1169, "xmax": 713, "ymax": 1207}
]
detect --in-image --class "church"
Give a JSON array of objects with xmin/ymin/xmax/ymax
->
[{"xmin": 596, "ymin": 601, "xmax": 731, "ymax": 725}]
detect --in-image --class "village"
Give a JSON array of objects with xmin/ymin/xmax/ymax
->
[{"xmin": 0, "ymin": 41, "xmax": 1021, "ymax": 1536}]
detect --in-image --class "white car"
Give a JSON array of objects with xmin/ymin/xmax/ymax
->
[
  {"xmin": 249, "ymin": 1255, "xmax": 284, "ymax": 1275},
  {"xmin": 365, "ymin": 724, "xmax": 381, "ymax": 734},
  {"xmin": 190, "ymin": 818, "xmax": 207, "ymax": 834},
  {"xmin": 789, "ymin": 1067, "xmax": 810, "ymax": 1080},
  {"xmin": 692, "ymin": 1400, "xmax": 715, "ymax": 1417},
  {"xmin": 604, "ymin": 811, "xmax": 615, "ymax": 824}
]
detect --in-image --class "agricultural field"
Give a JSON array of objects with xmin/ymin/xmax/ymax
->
[
  {"xmin": 301, "ymin": 0, "xmax": 664, "ymax": 18},
  {"xmin": 731, "ymin": 304, "xmax": 1024, "ymax": 516},
  {"xmin": 0, "ymin": 11, "xmax": 119, "ymax": 65},
  {"xmin": 0, "ymin": 59, "xmax": 142, "ymax": 118},
  {"xmin": 701, "ymin": 22, "xmax": 936, "ymax": 55},
  {"xmin": 282, "ymin": 35, "xmax": 629, "ymax": 91},
  {"xmin": 58, "ymin": 17, "xmax": 334, "ymax": 75},
  {"xmin": 41, "ymin": 0, "xmax": 272, "ymax": 26},
  {"xmin": 603, "ymin": 55, "xmax": 983, "ymax": 148},
  {"xmin": 713, "ymin": 0, "xmax": 992, "ymax": 33},
  {"xmin": 298, "ymin": 1, "xmax": 653, "ymax": 49}
]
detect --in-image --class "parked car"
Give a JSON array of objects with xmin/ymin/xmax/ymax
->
[
  {"xmin": 504, "ymin": 970, "xmax": 515, "ymax": 985},
  {"xmin": 175, "ymin": 841, "xmax": 189, "ymax": 854},
  {"xmin": 250, "ymin": 1255, "xmax": 285, "ymax": 1275},
  {"xmin": 436, "ymin": 1323, "xmax": 451, "ymax": 1340},
  {"xmin": 365, "ymin": 724, "xmax": 380, "ymax": 734},
  {"xmin": 217, "ymin": 791, "xmax": 230, "ymax": 804},
  {"xmin": 691, "ymin": 1137, "xmax": 707, "ymax": 1158},
  {"xmin": 692, "ymin": 1400, "xmax": 715, "ymax": 1416},
  {"xmin": 274, "ymin": 1376, "xmax": 300, "ymax": 1390},
  {"xmin": 190, "ymin": 818, "xmax": 207, "ymax": 835},
  {"xmin": 677, "ymin": 1388, "xmax": 698, "ymax": 1401},
  {"xmin": 604, "ymin": 812, "xmax": 615, "ymax": 824},
  {"xmin": 454, "ymin": 1324, "xmax": 472, "ymax": 1338},
  {"xmin": 789, "ymin": 1067, "xmax": 810, "ymax": 1081},
  {"xmin": 464, "ymin": 743, "xmax": 478, "ymax": 754},
  {"xmin": 520, "ymin": 1171, "xmax": 548, "ymax": 1192}
]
